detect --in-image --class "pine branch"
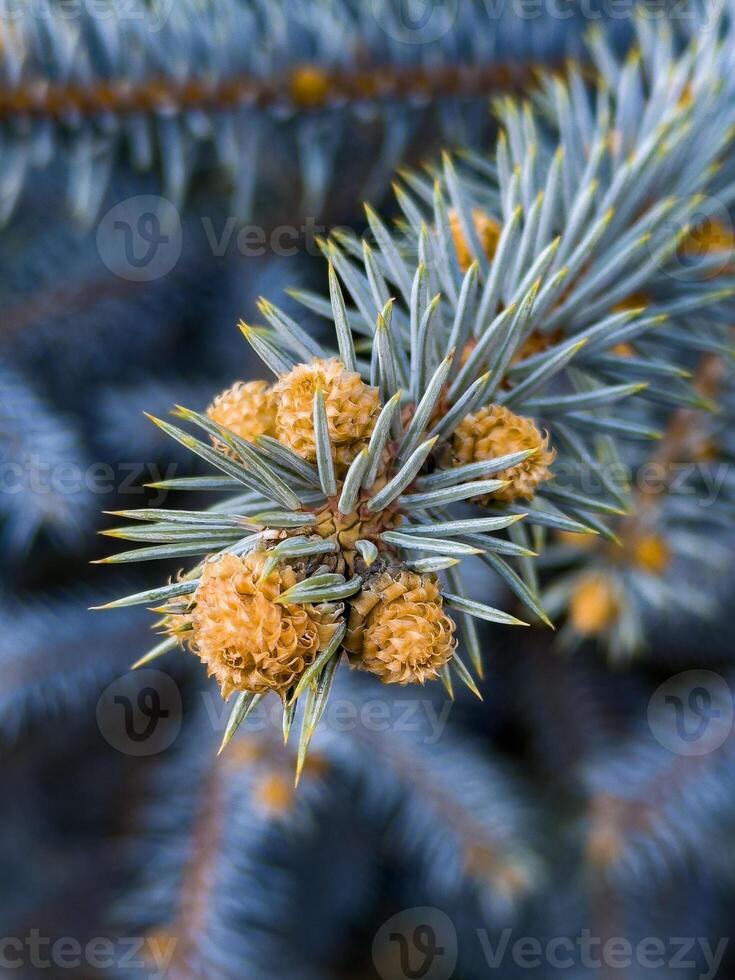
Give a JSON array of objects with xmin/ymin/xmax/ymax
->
[
  {"xmin": 580, "ymin": 677, "xmax": 735, "ymax": 884},
  {"xmin": 116, "ymin": 675, "xmax": 544, "ymax": 978},
  {"xmin": 0, "ymin": 362, "xmax": 93, "ymax": 556},
  {"xmin": 0, "ymin": 595, "xmax": 150, "ymax": 739},
  {"xmin": 0, "ymin": 0, "xmax": 633, "ymax": 224}
]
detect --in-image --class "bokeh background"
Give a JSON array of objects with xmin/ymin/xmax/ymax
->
[{"xmin": 1, "ymin": 2, "xmax": 734, "ymax": 978}]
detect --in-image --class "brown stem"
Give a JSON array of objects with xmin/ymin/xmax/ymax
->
[{"xmin": 0, "ymin": 61, "xmax": 541, "ymax": 123}]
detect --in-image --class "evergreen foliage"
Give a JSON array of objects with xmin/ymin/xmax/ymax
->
[{"xmin": 2, "ymin": 3, "xmax": 735, "ymax": 978}]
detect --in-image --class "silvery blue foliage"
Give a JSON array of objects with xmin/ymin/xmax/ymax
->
[
  {"xmin": 0, "ymin": 595, "xmax": 148, "ymax": 738},
  {"xmin": 0, "ymin": 0, "xmax": 637, "ymax": 225},
  {"xmin": 115, "ymin": 674, "xmax": 542, "ymax": 978},
  {"xmin": 0, "ymin": 361, "xmax": 93, "ymax": 555}
]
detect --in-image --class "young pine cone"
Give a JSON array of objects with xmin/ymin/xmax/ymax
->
[
  {"xmin": 449, "ymin": 208, "xmax": 501, "ymax": 272},
  {"xmin": 452, "ymin": 404, "xmax": 555, "ymax": 503},
  {"xmin": 344, "ymin": 566, "xmax": 456, "ymax": 685},
  {"xmin": 569, "ymin": 572, "xmax": 619, "ymax": 637},
  {"xmin": 627, "ymin": 531, "xmax": 670, "ymax": 575},
  {"xmin": 206, "ymin": 380, "xmax": 277, "ymax": 451},
  {"xmin": 183, "ymin": 552, "xmax": 343, "ymax": 699},
  {"xmin": 272, "ymin": 357, "xmax": 380, "ymax": 476}
]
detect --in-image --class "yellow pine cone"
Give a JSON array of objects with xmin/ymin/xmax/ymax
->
[
  {"xmin": 289, "ymin": 65, "xmax": 330, "ymax": 108},
  {"xmin": 452, "ymin": 404, "xmax": 555, "ymax": 503},
  {"xmin": 569, "ymin": 572, "xmax": 619, "ymax": 636},
  {"xmin": 206, "ymin": 380, "xmax": 277, "ymax": 453},
  {"xmin": 556, "ymin": 530, "xmax": 598, "ymax": 553},
  {"xmin": 610, "ymin": 342, "xmax": 635, "ymax": 357},
  {"xmin": 272, "ymin": 357, "xmax": 380, "ymax": 476},
  {"xmin": 449, "ymin": 208, "xmax": 501, "ymax": 272},
  {"xmin": 629, "ymin": 532, "xmax": 670, "ymax": 575},
  {"xmin": 344, "ymin": 567, "xmax": 456, "ymax": 685},
  {"xmin": 251, "ymin": 771, "xmax": 296, "ymax": 817},
  {"xmin": 184, "ymin": 552, "xmax": 343, "ymax": 699}
]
